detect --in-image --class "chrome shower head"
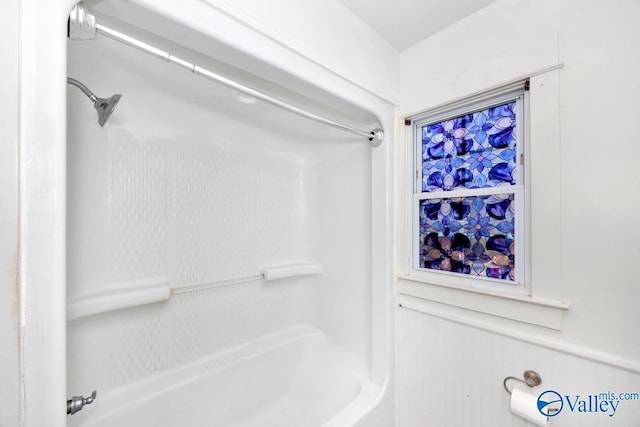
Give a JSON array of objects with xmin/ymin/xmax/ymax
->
[
  {"xmin": 67, "ymin": 77, "xmax": 121, "ymax": 126},
  {"xmin": 93, "ymin": 94, "xmax": 122, "ymax": 127}
]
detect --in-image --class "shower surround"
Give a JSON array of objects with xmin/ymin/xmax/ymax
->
[{"xmin": 13, "ymin": 0, "xmax": 393, "ymax": 425}]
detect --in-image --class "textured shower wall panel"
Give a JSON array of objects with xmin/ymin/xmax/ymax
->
[
  {"xmin": 105, "ymin": 128, "xmax": 304, "ymax": 288},
  {"xmin": 169, "ymin": 278, "xmax": 317, "ymax": 366},
  {"xmin": 68, "ymin": 277, "xmax": 318, "ymax": 395},
  {"xmin": 313, "ymin": 143, "xmax": 372, "ymax": 364},
  {"xmin": 108, "ymin": 304, "xmax": 174, "ymax": 386},
  {"xmin": 67, "ymin": 122, "xmax": 320, "ymax": 397},
  {"xmin": 256, "ymin": 161, "xmax": 303, "ymax": 266},
  {"xmin": 170, "ymin": 139, "xmax": 305, "ymax": 286},
  {"xmin": 397, "ymin": 308, "xmax": 640, "ymax": 427},
  {"xmin": 66, "ymin": 98, "xmax": 113, "ymax": 296},
  {"xmin": 172, "ymin": 141, "xmax": 254, "ymax": 285},
  {"xmin": 110, "ymin": 127, "xmax": 167, "ymax": 283},
  {"xmin": 105, "ymin": 124, "xmax": 307, "ymax": 286}
]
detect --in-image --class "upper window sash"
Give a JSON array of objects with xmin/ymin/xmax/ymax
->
[{"xmin": 414, "ymin": 94, "xmax": 525, "ymax": 197}]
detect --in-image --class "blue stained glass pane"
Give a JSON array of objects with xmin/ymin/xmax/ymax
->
[
  {"xmin": 421, "ymin": 101, "xmax": 518, "ymax": 192},
  {"xmin": 418, "ymin": 194, "xmax": 516, "ymax": 282}
]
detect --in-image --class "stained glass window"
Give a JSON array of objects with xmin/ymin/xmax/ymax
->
[
  {"xmin": 421, "ymin": 102, "xmax": 518, "ymax": 192},
  {"xmin": 419, "ymin": 195, "xmax": 515, "ymax": 280},
  {"xmin": 415, "ymin": 98, "xmax": 523, "ymax": 283}
]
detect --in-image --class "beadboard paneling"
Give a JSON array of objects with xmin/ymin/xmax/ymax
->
[{"xmin": 398, "ymin": 306, "xmax": 640, "ymax": 427}]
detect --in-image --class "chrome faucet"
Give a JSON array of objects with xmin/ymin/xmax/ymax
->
[{"xmin": 67, "ymin": 390, "xmax": 97, "ymax": 415}]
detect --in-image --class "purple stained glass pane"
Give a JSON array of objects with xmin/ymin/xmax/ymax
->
[
  {"xmin": 421, "ymin": 101, "xmax": 517, "ymax": 192},
  {"xmin": 418, "ymin": 194, "xmax": 516, "ymax": 281}
]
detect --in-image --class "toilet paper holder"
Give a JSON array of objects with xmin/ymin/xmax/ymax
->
[{"xmin": 503, "ymin": 370, "xmax": 542, "ymax": 395}]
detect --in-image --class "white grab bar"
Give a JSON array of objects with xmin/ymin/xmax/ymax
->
[
  {"xmin": 67, "ymin": 262, "xmax": 324, "ymax": 320},
  {"xmin": 261, "ymin": 262, "xmax": 324, "ymax": 281},
  {"xmin": 67, "ymin": 278, "xmax": 171, "ymax": 321}
]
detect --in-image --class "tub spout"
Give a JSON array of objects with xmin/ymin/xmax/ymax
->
[{"xmin": 67, "ymin": 390, "xmax": 97, "ymax": 415}]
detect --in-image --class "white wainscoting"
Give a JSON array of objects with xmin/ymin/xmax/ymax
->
[{"xmin": 397, "ymin": 304, "xmax": 640, "ymax": 426}]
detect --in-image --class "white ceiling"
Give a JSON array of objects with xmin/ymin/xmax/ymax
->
[{"xmin": 338, "ymin": 0, "xmax": 497, "ymax": 51}]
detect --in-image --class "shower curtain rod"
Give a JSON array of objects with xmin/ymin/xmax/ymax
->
[{"xmin": 67, "ymin": 3, "xmax": 383, "ymax": 145}]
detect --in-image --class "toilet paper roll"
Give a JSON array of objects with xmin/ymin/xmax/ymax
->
[{"xmin": 511, "ymin": 387, "xmax": 548, "ymax": 426}]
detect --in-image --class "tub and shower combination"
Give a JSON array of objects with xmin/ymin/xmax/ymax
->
[{"xmin": 64, "ymin": 1, "xmax": 392, "ymax": 426}]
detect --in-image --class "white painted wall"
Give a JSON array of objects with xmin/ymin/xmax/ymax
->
[
  {"xmin": 398, "ymin": 0, "xmax": 640, "ymax": 425},
  {"xmin": 400, "ymin": 0, "xmax": 640, "ymax": 367},
  {"xmin": 199, "ymin": 0, "xmax": 400, "ymax": 104},
  {"xmin": 0, "ymin": 0, "xmax": 21, "ymax": 426}
]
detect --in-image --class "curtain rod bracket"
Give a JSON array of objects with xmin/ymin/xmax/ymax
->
[
  {"xmin": 369, "ymin": 129, "xmax": 384, "ymax": 147},
  {"xmin": 68, "ymin": 2, "xmax": 97, "ymax": 40}
]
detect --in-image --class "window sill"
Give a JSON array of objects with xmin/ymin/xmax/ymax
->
[{"xmin": 397, "ymin": 273, "xmax": 569, "ymax": 330}]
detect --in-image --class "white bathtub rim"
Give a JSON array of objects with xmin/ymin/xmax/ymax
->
[
  {"xmin": 320, "ymin": 380, "xmax": 385, "ymax": 427},
  {"xmin": 85, "ymin": 326, "xmax": 322, "ymax": 418},
  {"xmin": 79, "ymin": 325, "xmax": 381, "ymax": 426}
]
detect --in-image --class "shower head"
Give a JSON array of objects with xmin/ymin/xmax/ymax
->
[
  {"xmin": 93, "ymin": 94, "xmax": 122, "ymax": 127},
  {"xmin": 67, "ymin": 77, "xmax": 121, "ymax": 126}
]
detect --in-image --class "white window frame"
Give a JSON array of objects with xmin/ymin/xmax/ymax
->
[
  {"xmin": 411, "ymin": 85, "xmax": 527, "ymax": 294},
  {"xmin": 397, "ymin": 70, "xmax": 569, "ymax": 330}
]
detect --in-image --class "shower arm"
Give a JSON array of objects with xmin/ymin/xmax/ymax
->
[
  {"xmin": 67, "ymin": 2, "xmax": 384, "ymax": 146},
  {"xmin": 67, "ymin": 77, "xmax": 98, "ymax": 103}
]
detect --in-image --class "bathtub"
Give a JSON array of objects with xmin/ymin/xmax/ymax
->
[
  {"xmin": 72, "ymin": 326, "xmax": 380, "ymax": 427},
  {"xmin": 60, "ymin": 1, "xmax": 393, "ymax": 426}
]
